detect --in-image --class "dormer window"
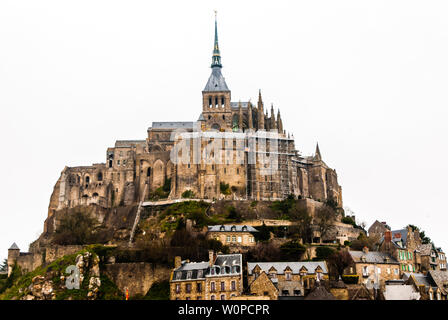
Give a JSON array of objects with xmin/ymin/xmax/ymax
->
[
  {"xmin": 231, "ymin": 226, "xmax": 236, "ymax": 232},
  {"xmin": 186, "ymin": 271, "xmax": 192, "ymax": 279},
  {"xmin": 242, "ymin": 226, "xmax": 247, "ymax": 232},
  {"xmin": 220, "ymin": 225, "xmax": 225, "ymax": 231}
]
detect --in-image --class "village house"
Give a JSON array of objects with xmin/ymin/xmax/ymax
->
[
  {"xmin": 345, "ymin": 247, "xmax": 401, "ymax": 286},
  {"xmin": 379, "ymin": 227, "xmax": 422, "ymax": 273},
  {"xmin": 247, "ymin": 261, "xmax": 328, "ymax": 299},
  {"xmin": 207, "ymin": 225, "xmax": 257, "ymax": 251},
  {"xmin": 426, "ymin": 270, "xmax": 448, "ymax": 300},
  {"xmin": 402, "ymin": 272, "xmax": 439, "ymax": 300},
  {"xmin": 368, "ymin": 220, "xmax": 390, "ymax": 238},
  {"xmin": 169, "ymin": 251, "xmax": 243, "ymax": 300}
]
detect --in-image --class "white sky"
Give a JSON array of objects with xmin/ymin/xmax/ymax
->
[{"xmin": 1, "ymin": 0, "xmax": 447, "ymax": 261}]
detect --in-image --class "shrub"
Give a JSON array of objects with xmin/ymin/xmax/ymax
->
[
  {"xmin": 344, "ymin": 240, "xmax": 352, "ymax": 247},
  {"xmin": 342, "ymin": 275, "xmax": 359, "ymax": 284},
  {"xmin": 181, "ymin": 190, "xmax": 195, "ymax": 199},
  {"xmin": 279, "ymin": 240, "xmax": 306, "ymax": 260},
  {"xmin": 53, "ymin": 210, "xmax": 100, "ymax": 245},
  {"xmin": 220, "ymin": 182, "xmax": 231, "ymax": 195},
  {"xmin": 254, "ymin": 223, "xmax": 271, "ymax": 242},
  {"xmin": 315, "ymin": 246, "xmax": 336, "ymax": 261},
  {"xmin": 226, "ymin": 206, "xmax": 242, "ymax": 222},
  {"xmin": 341, "ymin": 216, "xmax": 356, "ymax": 227},
  {"xmin": 144, "ymin": 280, "xmax": 170, "ymax": 300}
]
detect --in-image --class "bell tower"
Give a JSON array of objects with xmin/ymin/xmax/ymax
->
[{"xmin": 201, "ymin": 12, "xmax": 232, "ymax": 131}]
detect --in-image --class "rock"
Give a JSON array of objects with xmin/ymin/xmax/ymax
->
[{"xmin": 23, "ymin": 295, "xmax": 35, "ymax": 300}]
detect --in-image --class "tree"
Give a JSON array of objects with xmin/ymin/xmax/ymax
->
[
  {"xmin": 255, "ymin": 223, "xmax": 271, "ymax": 242},
  {"xmin": 315, "ymin": 205, "xmax": 337, "ymax": 239},
  {"xmin": 226, "ymin": 206, "xmax": 242, "ymax": 222},
  {"xmin": 0, "ymin": 258, "xmax": 7, "ymax": 272},
  {"xmin": 288, "ymin": 208, "xmax": 313, "ymax": 243},
  {"xmin": 315, "ymin": 246, "xmax": 336, "ymax": 260},
  {"xmin": 279, "ymin": 240, "xmax": 306, "ymax": 260},
  {"xmin": 350, "ymin": 232, "xmax": 377, "ymax": 251},
  {"xmin": 328, "ymin": 250, "xmax": 353, "ymax": 277},
  {"xmin": 407, "ymin": 224, "xmax": 432, "ymax": 244},
  {"xmin": 53, "ymin": 210, "xmax": 100, "ymax": 245}
]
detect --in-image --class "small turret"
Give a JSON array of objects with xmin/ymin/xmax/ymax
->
[
  {"xmin": 247, "ymin": 101, "xmax": 253, "ymax": 129},
  {"xmin": 277, "ymin": 109, "xmax": 283, "ymax": 133},
  {"xmin": 314, "ymin": 143, "xmax": 322, "ymax": 161},
  {"xmin": 7, "ymin": 242, "xmax": 20, "ymax": 277},
  {"xmin": 270, "ymin": 104, "xmax": 277, "ymax": 131}
]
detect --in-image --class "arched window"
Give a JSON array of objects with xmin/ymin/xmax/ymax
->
[
  {"xmin": 85, "ymin": 176, "xmax": 90, "ymax": 185},
  {"xmin": 97, "ymin": 172, "xmax": 103, "ymax": 181},
  {"xmin": 221, "ymin": 97, "xmax": 225, "ymax": 106},
  {"xmin": 215, "ymin": 97, "xmax": 218, "ymax": 107},
  {"xmin": 211, "ymin": 123, "xmax": 220, "ymax": 131},
  {"xmin": 209, "ymin": 97, "xmax": 212, "ymax": 107},
  {"xmin": 232, "ymin": 114, "xmax": 239, "ymax": 132},
  {"xmin": 147, "ymin": 167, "xmax": 151, "ymax": 177}
]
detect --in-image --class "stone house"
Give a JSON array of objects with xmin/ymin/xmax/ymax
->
[
  {"xmin": 368, "ymin": 220, "xmax": 390, "ymax": 238},
  {"xmin": 247, "ymin": 261, "xmax": 328, "ymax": 299},
  {"xmin": 207, "ymin": 225, "xmax": 257, "ymax": 251},
  {"xmin": 345, "ymin": 247, "xmax": 401, "ymax": 286},
  {"xmin": 427, "ymin": 270, "xmax": 448, "ymax": 300},
  {"xmin": 417, "ymin": 243, "xmax": 447, "ymax": 273},
  {"xmin": 170, "ymin": 251, "xmax": 243, "ymax": 300},
  {"xmin": 379, "ymin": 227, "xmax": 423, "ymax": 273},
  {"xmin": 402, "ymin": 272, "xmax": 439, "ymax": 300}
]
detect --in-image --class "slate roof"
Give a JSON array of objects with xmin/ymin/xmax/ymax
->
[
  {"xmin": 417, "ymin": 244, "xmax": 433, "ymax": 256},
  {"xmin": 247, "ymin": 261, "xmax": 328, "ymax": 275},
  {"xmin": 230, "ymin": 102, "xmax": 250, "ymax": 109},
  {"xmin": 9, "ymin": 242, "xmax": 19, "ymax": 250},
  {"xmin": 172, "ymin": 254, "xmax": 242, "ymax": 282},
  {"xmin": 150, "ymin": 122, "xmax": 195, "ymax": 129},
  {"xmin": 403, "ymin": 272, "xmax": 434, "ymax": 288},
  {"xmin": 114, "ymin": 140, "xmax": 146, "ymax": 148},
  {"xmin": 208, "ymin": 225, "xmax": 258, "ymax": 233},
  {"xmin": 428, "ymin": 270, "xmax": 448, "ymax": 295},
  {"xmin": 304, "ymin": 283, "xmax": 336, "ymax": 300},
  {"xmin": 390, "ymin": 229, "xmax": 408, "ymax": 248},
  {"xmin": 203, "ymin": 67, "xmax": 230, "ymax": 92},
  {"xmin": 349, "ymin": 251, "xmax": 399, "ymax": 264}
]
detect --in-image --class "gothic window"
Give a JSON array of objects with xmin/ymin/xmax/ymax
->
[
  {"xmin": 209, "ymin": 97, "xmax": 212, "ymax": 107},
  {"xmin": 147, "ymin": 167, "xmax": 151, "ymax": 177},
  {"xmin": 232, "ymin": 114, "xmax": 239, "ymax": 132},
  {"xmin": 211, "ymin": 123, "xmax": 220, "ymax": 131},
  {"xmin": 85, "ymin": 176, "xmax": 90, "ymax": 184},
  {"xmin": 221, "ymin": 97, "xmax": 225, "ymax": 106},
  {"xmin": 215, "ymin": 97, "xmax": 218, "ymax": 107},
  {"xmin": 222, "ymin": 115, "xmax": 225, "ymax": 120},
  {"xmin": 97, "ymin": 172, "xmax": 103, "ymax": 181}
]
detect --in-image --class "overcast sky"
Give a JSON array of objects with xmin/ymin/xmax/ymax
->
[{"xmin": 1, "ymin": 0, "xmax": 447, "ymax": 261}]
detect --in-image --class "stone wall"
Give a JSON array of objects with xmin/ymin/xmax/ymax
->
[{"xmin": 104, "ymin": 262, "xmax": 171, "ymax": 297}]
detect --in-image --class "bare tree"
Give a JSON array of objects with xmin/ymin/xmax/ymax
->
[
  {"xmin": 328, "ymin": 250, "xmax": 353, "ymax": 278},
  {"xmin": 315, "ymin": 205, "xmax": 337, "ymax": 240}
]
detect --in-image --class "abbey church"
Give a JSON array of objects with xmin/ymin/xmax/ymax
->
[{"xmin": 46, "ymin": 17, "xmax": 343, "ymax": 229}]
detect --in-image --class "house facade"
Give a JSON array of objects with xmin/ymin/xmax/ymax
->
[
  {"xmin": 207, "ymin": 225, "xmax": 257, "ymax": 251},
  {"xmin": 345, "ymin": 247, "xmax": 401, "ymax": 286},
  {"xmin": 247, "ymin": 261, "xmax": 328, "ymax": 299},
  {"xmin": 170, "ymin": 251, "xmax": 243, "ymax": 300}
]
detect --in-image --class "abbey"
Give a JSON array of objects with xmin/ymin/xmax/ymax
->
[{"xmin": 46, "ymin": 17, "xmax": 343, "ymax": 230}]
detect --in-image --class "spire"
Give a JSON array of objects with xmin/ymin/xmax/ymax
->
[
  {"xmin": 270, "ymin": 104, "xmax": 277, "ymax": 130},
  {"xmin": 257, "ymin": 90, "xmax": 265, "ymax": 130},
  {"xmin": 315, "ymin": 143, "xmax": 322, "ymax": 161},
  {"xmin": 277, "ymin": 109, "xmax": 283, "ymax": 133},
  {"xmin": 211, "ymin": 11, "xmax": 222, "ymax": 68}
]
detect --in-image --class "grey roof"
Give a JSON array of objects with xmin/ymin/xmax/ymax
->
[
  {"xmin": 403, "ymin": 272, "xmax": 434, "ymax": 288},
  {"xmin": 172, "ymin": 262, "xmax": 209, "ymax": 282},
  {"xmin": 230, "ymin": 102, "xmax": 250, "ymax": 109},
  {"xmin": 247, "ymin": 261, "xmax": 328, "ymax": 275},
  {"xmin": 150, "ymin": 122, "xmax": 194, "ymax": 129},
  {"xmin": 349, "ymin": 251, "xmax": 399, "ymax": 264},
  {"xmin": 197, "ymin": 114, "xmax": 205, "ymax": 121},
  {"xmin": 391, "ymin": 229, "xmax": 408, "ymax": 248},
  {"xmin": 214, "ymin": 254, "xmax": 242, "ymax": 268},
  {"xmin": 114, "ymin": 140, "xmax": 146, "ymax": 148},
  {"xmin": 208, "ymin": 225, "xmax": 258, "ymax": 233},
  {"xmin": 428, "ymin": 270, "xmax": 448, "ymax": 295},
  {"xmin": 9, "ymin": 242, "xmax": 19, "ymax": 250},
  {"xmin": 172, "ymin": 254, "xmax": 242, "ymax": 282},
  {"xmin": 304, "ymin": 284, "xmax": 336, "ymax": 300},
  {"xmin": 203, "ymin": 67, "xmax": 230, "ymax": 92},
  {"xmin": 417, "ymin": 244, "xmax": 433, "ymax": 256}
]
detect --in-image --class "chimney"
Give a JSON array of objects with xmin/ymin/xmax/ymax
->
[
  {"xmin": 174, "ymin": 256, "xmax": 182, "ymax": 269},
  {"xmin": 384, "ymin": 230, "xmax": 392, "ymax": 243},
  {"xmin": 362, "ymin": 246, "xmax": 369, "ymax": 254},
  {"xmin": 208, "ymin": 250, "xmax": 215, "ymax": 266}
]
